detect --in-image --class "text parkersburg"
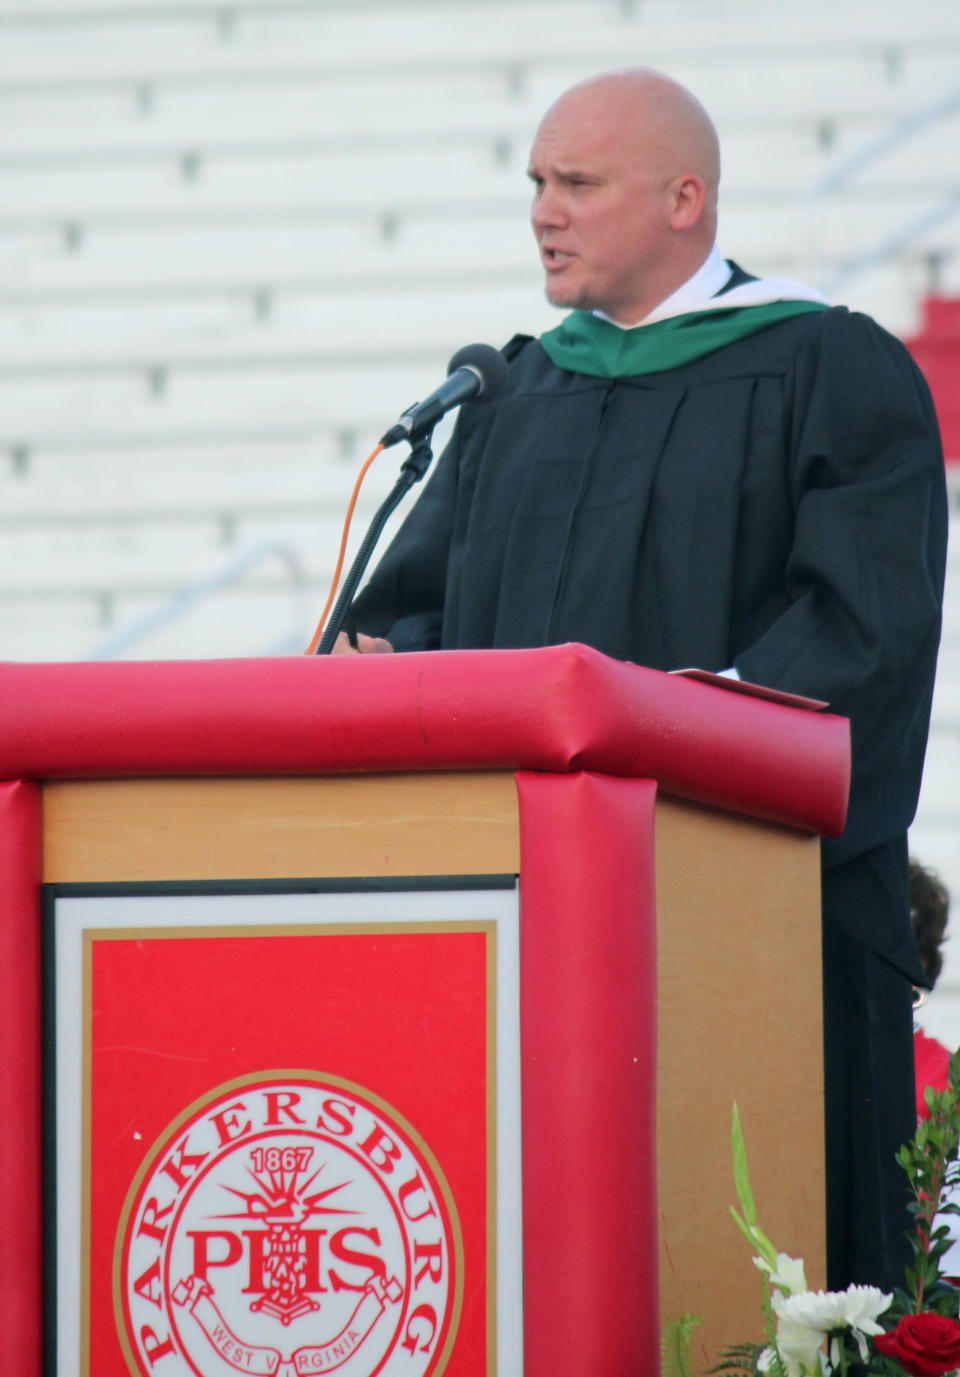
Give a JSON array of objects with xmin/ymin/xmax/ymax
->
[{"xmin": 117, "ymin": 1074, "xmax": 460, "ymax": 1377}]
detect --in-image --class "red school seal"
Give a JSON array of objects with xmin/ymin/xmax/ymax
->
[{"xmin": 114, "ymin": 1072, "xmax": 462, "ymax": 1377}]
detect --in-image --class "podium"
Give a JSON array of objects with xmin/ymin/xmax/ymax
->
[{"xmin": 0, "ymin": 644, "xmax": 849, "ymax": 1377}]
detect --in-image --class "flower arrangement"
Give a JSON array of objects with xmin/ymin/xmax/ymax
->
[{"xmin": 663, "ymin": 1051, "xmax": 960, "ymax": 1376}]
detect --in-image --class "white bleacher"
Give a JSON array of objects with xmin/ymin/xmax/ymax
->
[{"xmin": 1, "ymin": 0, "xmax": 960, "ymax": 1028}]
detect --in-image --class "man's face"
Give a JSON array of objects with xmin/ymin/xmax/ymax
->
[{"xmin": 527, "ymin": 91, "xmax": 676, "ymax": 323}]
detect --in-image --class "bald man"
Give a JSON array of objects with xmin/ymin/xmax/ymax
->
[
  {"xmin": 343, "ymin": 70, "xmax": 948, "ymax": 1294},
  {"xmin": 530, "ymin": 69, "xmax": 719, "ymax": 321}
]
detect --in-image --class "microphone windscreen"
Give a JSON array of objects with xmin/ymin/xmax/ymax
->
[{"xmin": 446, "ymin": 342, "xmax": 510, "ymax": 405}]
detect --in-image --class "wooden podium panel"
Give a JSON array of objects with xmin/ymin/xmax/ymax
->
[
  {"xmin": 655, "ymin": 797, "xmax": 824, "ymax": 1366},
  {"xmin": 44, "ymin": 772, "xmax": 824, "ymax": 1372},
  {"xmin": 42, "ymin": 774, "xmax": 520, "ymax": 883}
]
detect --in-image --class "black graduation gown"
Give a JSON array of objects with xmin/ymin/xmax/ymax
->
[{"xmin": 353, "ymin": 304, "xmax": 948, "ymax": 1290}]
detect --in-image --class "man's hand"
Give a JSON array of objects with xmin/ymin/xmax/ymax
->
[{"xmin": 331, "ymin": 631, "xmax": 394, "ymax": 655}]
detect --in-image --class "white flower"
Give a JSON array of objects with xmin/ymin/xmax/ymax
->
[
  {"xmin": 770, "ymin": 1293, "xmax": 830, "ymax": 1373},
  {"xmin": 773, "ymin": 1285, "xmax": 892, "ymax": 1364},
  {"xmin": 757, "ymin": 1338, "xmax": 814, "ymax": 1377},
  {"xmin": 754, "ymin": 1251, "xmax": 808, "ymax": 1294},
  {"xmin": 754, "ymin": 1343, "xmax": 793, "ymax": 1377}
]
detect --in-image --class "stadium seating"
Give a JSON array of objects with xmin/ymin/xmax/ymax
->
[{"xmin": 0, "ymin": 0, "xmax": 957, "ymax": 915}]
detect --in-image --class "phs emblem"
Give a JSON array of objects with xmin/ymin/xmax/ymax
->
[{"xmin": 115, "ymin": 1073, "xmax": 462, "ymax": 1377}]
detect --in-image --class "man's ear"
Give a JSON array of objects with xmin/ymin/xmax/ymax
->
[{"xmin": 668, "ymin": 174, "xmax": 706, "ymax": 231}]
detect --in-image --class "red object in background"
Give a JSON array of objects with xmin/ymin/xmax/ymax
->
[
  {"xmin": 905, "ymin": 295, "xmax": 960, "ymax": 463},
  {"xmin": 914, "ymin": 1025, "xmax": 951, "ymax": 1121}
]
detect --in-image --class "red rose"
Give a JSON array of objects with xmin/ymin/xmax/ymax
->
[{"xmin": 874, "ymin": 1312, "xmax": 960, "ymax": 1376}]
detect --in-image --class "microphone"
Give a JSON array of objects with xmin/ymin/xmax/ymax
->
[{"xmin": 380, "ymin": 342, "xmax": 509, "ymax": 448}]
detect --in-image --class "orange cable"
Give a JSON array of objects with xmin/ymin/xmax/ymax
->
[{"xmin": 305, "ymin": 441, "xmax": 385, "ymax": 654}]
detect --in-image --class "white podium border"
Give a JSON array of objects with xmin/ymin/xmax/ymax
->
[{"xmin": 47, "ymin": 879, "xmax": 521, "ymax": 1377}]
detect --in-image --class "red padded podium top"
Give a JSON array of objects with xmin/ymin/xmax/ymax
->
[{"xmin": 0, "ymin": 642, "xmax": 849, "ymax": 836}]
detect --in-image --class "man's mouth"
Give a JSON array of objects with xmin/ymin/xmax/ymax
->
[{"xmin": 542, "ymin": 247, "xmax": 574, "ymax": 269}]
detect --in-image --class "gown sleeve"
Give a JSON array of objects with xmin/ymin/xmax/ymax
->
[{"xmin": 734, "ymin": 308, "xmax": 948, "ymax": 866}]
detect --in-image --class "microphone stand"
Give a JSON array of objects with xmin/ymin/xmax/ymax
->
[{"xmin": 314, "ymin": 430, "xmax": 435, "ymax": 655}]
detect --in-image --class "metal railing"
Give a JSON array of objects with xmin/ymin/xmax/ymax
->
[
  {"xmin": 87, "ymin": 538, "xmax": 309, "ymax": 659},
  {"xmin": 811, "ymin": 84, "xmax": 960, "ymax": 295}
]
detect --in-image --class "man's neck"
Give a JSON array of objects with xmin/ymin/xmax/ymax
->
[{"xmin": 594, "ymin": 244, "xmax": 731, "ymax": 329}]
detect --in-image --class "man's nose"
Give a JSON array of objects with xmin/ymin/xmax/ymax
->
[{"xmin": 532, "ymin": 184, "xmax": 565, "ymax": 229}]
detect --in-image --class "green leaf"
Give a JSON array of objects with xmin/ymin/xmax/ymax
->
[
  {"xmin": 707, "ymin": 1343, "xmax": 765, "ymax": 1376},
  {"xmin": 729, "ymin": 1205, "xmax": 757, "ymax": 1249},
  {"xmin": 661, "ymin": 1313, "xmax": 704, "ymax": 1377},
  {"xmin": 749, "ymin": 1222, "xmax": 780, "ymax": 1267},
  {"xmin": 760, "ymin": 1275, "xmax": 781, "ymax": 1360},
  {"xmin": 731, "ymin": 1104, "xmax": 757, "ymax": 1227},
  {"xmin": 730, "ymin": 1107, "xmax": 780, "ymax": 1269}
]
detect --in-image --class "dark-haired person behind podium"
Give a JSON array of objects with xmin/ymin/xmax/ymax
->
[{"xmin": 334, "ymin": 68, "xmax": 948, "ymax": 1293}]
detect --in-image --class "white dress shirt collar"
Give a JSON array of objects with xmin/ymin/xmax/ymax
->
[{"xmin": 594, "ymin": 244, "xmax": 732, "ymax": 330}]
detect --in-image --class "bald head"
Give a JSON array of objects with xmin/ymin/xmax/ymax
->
[
  {"xmin": 542, "ymin": 70, "xmax": 720, "ymax": 223},
  {"xmin": 528, "ymin": 68, "xmax": 721, "ymax": 322}
]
